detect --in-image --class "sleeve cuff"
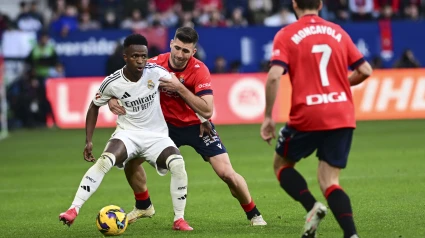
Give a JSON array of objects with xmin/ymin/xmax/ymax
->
[
  {"xmin": 350, "ymin": 58, "xmax": 366, "ymax": 70},
  {"xmin": 196, "ymin": 89, "xmax": 213, "ymax": 96},
  {"xmin": 92, "ymin": 100, "xmax": 103, "ymax": 107},
  {"xmin": 270, "ymin": 60, "xmax": 289, "ymax": 74}
]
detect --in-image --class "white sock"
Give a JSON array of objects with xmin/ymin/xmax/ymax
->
[
  {"xmin": 167, "ymin": 155, "xmax": 188, "ymax": 221},
  {"xmin": 69, "ymin": 153, "xmax": 115, "ymax": 213}
]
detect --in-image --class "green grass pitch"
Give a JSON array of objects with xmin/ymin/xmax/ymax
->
[{"xmin": 1, "ymin": 120, "xmax": 424, "ymax": 238}]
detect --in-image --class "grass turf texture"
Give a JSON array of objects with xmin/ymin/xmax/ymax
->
[{"xmin": 0, "ymin": 120, "xmax": 424, "ymax": 238}]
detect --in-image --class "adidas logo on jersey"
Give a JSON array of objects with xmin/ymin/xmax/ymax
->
[
  {"xmin": 121, "ymin": 92, "xmax": 131, "ymax": 99},
  {"xmin": 194, "ymin": 64, "xmax": 200, "ymax": 68}
]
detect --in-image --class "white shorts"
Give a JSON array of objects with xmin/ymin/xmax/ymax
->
[{"xmin": 107, "ymin": 129, "xmax": 176, "ymax": 176}]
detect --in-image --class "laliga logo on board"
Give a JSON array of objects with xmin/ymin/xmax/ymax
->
[{"xmin": 228, "ymin": 78, "xmax": 265, "ymax": 120}]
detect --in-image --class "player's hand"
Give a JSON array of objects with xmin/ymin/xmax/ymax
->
[
  {"xmin": 159, "ymin": 73, "xmax": 183, "ymax": 93},
  {"xmin": 83, "ymin": 142, "xmax": 96, "ymax": 162},
  {"xmin": 108, "ymin": 97, "xmax": 125, "ymax": 115},
  {"xmin": 199, "ymin": 121, "xmax": 215, "ymax": 140},
  {"xmin": 260, "ymin": 117, "xmax": 276, "ymax": 145}
]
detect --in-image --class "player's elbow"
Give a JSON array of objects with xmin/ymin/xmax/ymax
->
[{"xmin": 358, "ymin": 61, "xmax": 373, "ymax": 78}]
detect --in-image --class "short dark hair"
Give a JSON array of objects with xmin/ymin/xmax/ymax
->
[
  {"xmin": 295, "ymin": 0, "xmax": 321, "ymax": 10},
  {"xmin": 123, "ymin": 34, "xmax": 148, "ymax": 48},
  {"xmin": 174, "ymin": 27, "xmax": 199, "ymax": 45}
]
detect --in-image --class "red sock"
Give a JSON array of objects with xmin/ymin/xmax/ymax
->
[
  {"xmin": 240, "ymin": 198, "xmax": 256, "ymax": 212},
  {"xmin": 134, "ymin": 190, "xmax": 149, "ymax": 201}
]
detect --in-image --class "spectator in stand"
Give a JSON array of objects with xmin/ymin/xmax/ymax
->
[
  {"xmin": 370, "ymin": 56, "xmax": 384, "ymax": 69},
  {"xmin": 77, "ymin": 0, "xmax": 98, "ymax": 18},
  {"xmin": 226, "ymin": 7, "xmax": 248, "ymax": 27},
  {"xmin": 379, "ymin": 4, "xmax": 397, "ymax": 19},
  {"xmin": 349, "ymin": 0, "xmax": 374, "ymax": 20},
  {"xmin": 324, "ymin": 0, "xmax": 350, "ymax": 21},
  {"xmin": 374, "ymin": 0, "xmax": 400, "ymax": 18},
  {"xmin": 78, "ymin": 11, "xmax": 101, "ymax": 31},
  {"xmin": 177, "ymin": 12, "xmax": 196, "ymax": 27},
  {"xmin": 26, "ymin": 32, "xmax": 59, "ymax": 80},
  {"xmin": 121, "ymin": 9, "xmax": 148, "ymax": 30},
  {"xmin": 16, "ymin": 1, "xmax": 44, "ymax": 32},
  {"xmin": 229, "ymin": 60, "xmax": 242, "ymax": 73},
  {"xmin": 203, "ymin": 9, "xmax": 227, "ymax": 27},
  {"xmin": 98, "ymin": 0, "xmax": 123, "ymax": 19},
  {"xmin": 247, "ymin": 0, "xmax": 273, "ymax": 25},
  {"xmin": 400, "ymin": 0, "xmax": 422, "ymax": 20},
  {"xmin": 101, "ymin": 10, "xmax": 120, "ymax": 29},
  {"xmin": 212, "ymin": 56, "xmax": 227, "ymax": 74},
  {"xmin": 50, "ymin": 5, "xmax": 79, "ymax": 36},
  {"xmin": 264, "ymin": 7, "xmax": 297, "ymax": 26},
  {"xmin": 393, "ymin": 49, "xmax": 421, "ymax": 68}
]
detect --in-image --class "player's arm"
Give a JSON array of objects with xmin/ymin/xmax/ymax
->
[
  {"xmin": 348, "ymin": 61, "xmax": 373, "ymax": 86},
  {"xmin": 261, "ymin": 29, "xmax": 287, "ymax": 144},
  {"xmin": 265, "ymin": 29, "xmax": 288, "ymax": 119},
  {"xmin": 264, "ymin": 65, "xmax": 284, "ymax": 118},
  {"xmin": 345, "ymin": 31, "xmax": 373, "ymax": 86},
  {"xmin": 159, "ymin": 69, "xmax": 213, "ymax": 119},
  {"xmin": 83, "ymin": 102, "xmax": 100, "ymax": 163},
  {"xmin": 85, "ymin": 102, "xmax": 100, "ymax": 146},
  {"xmin": 176, "ymin": 85, "xmax": 213, "ymax": 119},
  {"xmin": 84, "ymin": 80, "xmax": 114, "ymax": 162}
]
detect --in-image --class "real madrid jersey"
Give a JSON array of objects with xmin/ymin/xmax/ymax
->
[{"xmin": 93, "ymin": 63, "xmax": 172, "ymax": 133}]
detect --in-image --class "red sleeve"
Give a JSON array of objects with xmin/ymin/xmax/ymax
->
[
  {"xmin": 270, "ymin": 29, "xmax": 289, "ymax": 71},
  {"xmin": 193, "ymin": 65, "xmax": 213, "ymax": 96},
  {"xmin": 344, "ymin": 31, "xmax": 365, "ymax": 70},
  {"xmin": 147, "ymin": 56, "xmax": 159, "ymax": 64}
]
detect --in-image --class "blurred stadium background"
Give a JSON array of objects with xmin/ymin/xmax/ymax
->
[{"xmin": 0, "ymin": 0, "xmax": 424, "ymax": 237}]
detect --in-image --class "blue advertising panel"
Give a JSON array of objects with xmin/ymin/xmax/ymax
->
[
  {"xmin": 167, "ymin": 22, "xmax": 425, "ymax": 73},
  {"xmin": 50, "ymin": 30, "xmax": 132, "ymax": 77},
  {"xmin": 46, "ymin": 22, "xmax": 425, "ymax": 77}
]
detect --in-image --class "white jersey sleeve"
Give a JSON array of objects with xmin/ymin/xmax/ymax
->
[
  {"xmin": 147, "ymin": 62, "xmax": 172, "ymax": 80},
  {"xmin": 93, "ymin": 73, "xmax": 119, "ymax": 106},
  {"xmin": 158, "ymin": 67, "xmax": 172, "ymax": 80}
]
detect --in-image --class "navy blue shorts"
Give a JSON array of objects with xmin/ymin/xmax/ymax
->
[
  {"xmin": 167, "ymin": 122, "xmax": 227, "ymax": 161},
  {"xmin": 275, "ymin": 125, "xmax": 354, "ymax": 168}
]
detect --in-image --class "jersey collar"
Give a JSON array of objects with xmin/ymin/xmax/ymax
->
[{"xmin": 298, "ymin": 14, "xmax": 320, "ymax": 22}]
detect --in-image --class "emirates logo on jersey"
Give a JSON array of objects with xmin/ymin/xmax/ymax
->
[{"xmin": 147, "ymin": 80, "xmax": 155, "ymax": 89}]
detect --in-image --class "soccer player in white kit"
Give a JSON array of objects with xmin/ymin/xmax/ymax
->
[{"xmin": 59, "ymin": 34, "xmax": 193, "ymax": 231}]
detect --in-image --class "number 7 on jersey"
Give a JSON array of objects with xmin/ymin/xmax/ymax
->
[{"xmin": 312, "ymin": 44, "xmax": 332, "ymax": 87}]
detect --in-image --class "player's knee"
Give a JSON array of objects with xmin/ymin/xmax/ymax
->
[
  {"xmin": 217, "ymin": 168, "xmax": 238, "ymax": 185},
  {"xmin": 166, "ymin": 155, "xmax": 186, "ymax": 178},
  {"xmin": 95, "ymin": 152, "xmax": 115, "ymax": 173}
]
